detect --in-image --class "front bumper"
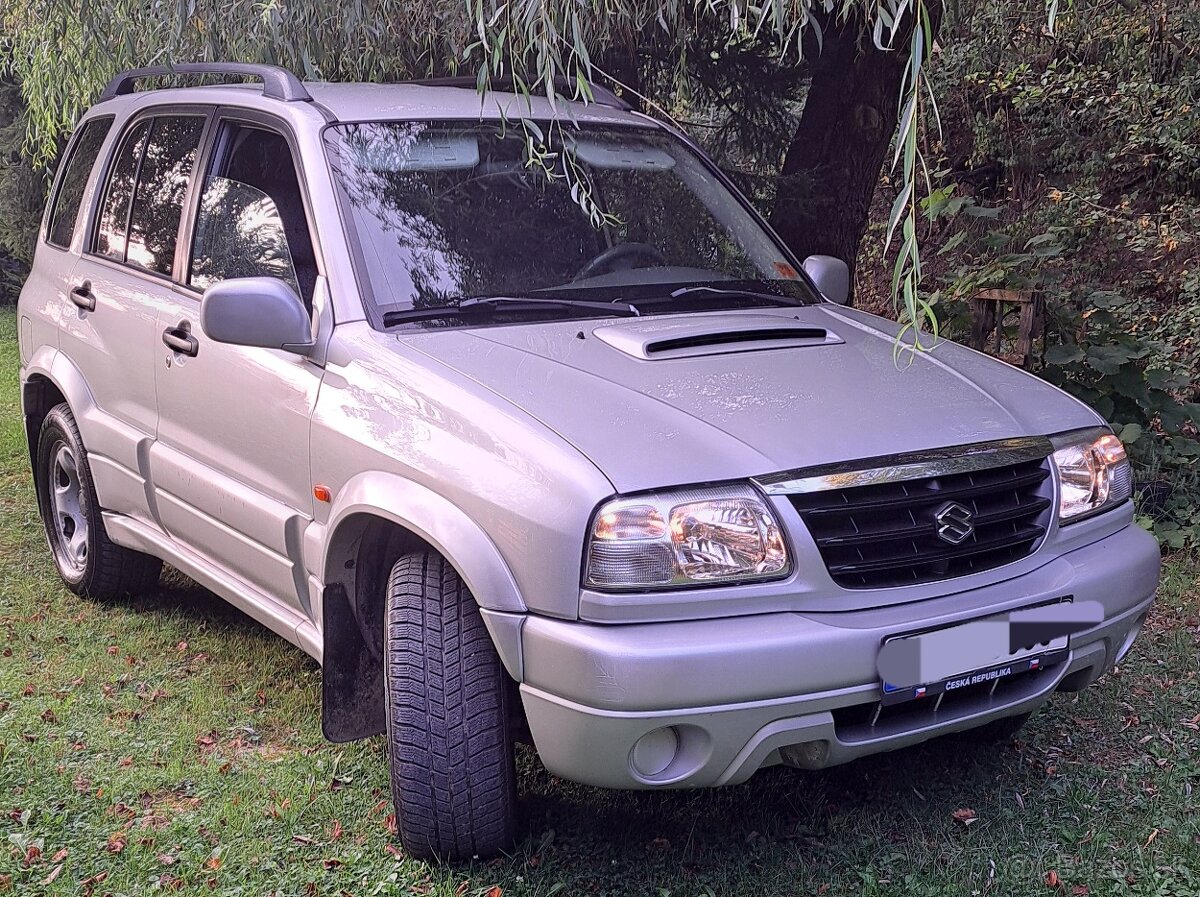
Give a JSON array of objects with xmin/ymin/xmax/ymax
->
[{"xmin": 516, "ymin": 523, "xmax": 1160, "ymax": 789}]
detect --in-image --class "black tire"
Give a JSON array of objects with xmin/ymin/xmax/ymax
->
[
  {"xmin": 34, "ymin": 403, "xmax": 162, "ymax": 598},
  {"xmin": 963, "ymin": 710, "xmax": 1034, "ymax": 743},
  {"xmin": 383, "ymin": 550, "xmax": 517, "ymax": 860}
]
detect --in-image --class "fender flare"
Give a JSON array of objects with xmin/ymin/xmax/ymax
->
[
  {"xmin": 22, "ymin": 346, "xmax": 98, "ymax": 421},
  {"xmin": 20, "ymin": 346, "xmax": 99, "ymax": 462},
  {"xmin": 319, "ymin": 470, "xmax": 527, "ymax": 614},
  {"xmin": 317, "ymin": 471, "xmax": 527, "ymax": 742}
]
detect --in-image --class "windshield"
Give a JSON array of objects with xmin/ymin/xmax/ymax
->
[{"xmin": 325, "ymin": 121, "xmax": 819, "ymax": 328}]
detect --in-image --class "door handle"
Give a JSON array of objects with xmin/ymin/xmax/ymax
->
[
  {"xmin": 162, "ymin": 321, "xmax": 199, "ymax": 357},
  {"xmin": 69, "ymin": 282, "xmax": 96, "ymax": 311}
]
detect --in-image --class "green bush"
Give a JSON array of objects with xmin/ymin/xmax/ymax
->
[{"xmin": 0, "ymin": 74, "xmax": 49, "ymax": 304}]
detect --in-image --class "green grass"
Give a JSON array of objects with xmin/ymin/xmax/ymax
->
[{"xmin": 0, "ymin": 306, "xmax": 1197, "ymax": 896}]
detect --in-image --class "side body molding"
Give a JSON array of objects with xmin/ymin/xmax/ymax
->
[{"xmin": 316, "ymin": 470, "xmax": 527, "ymax": 614}]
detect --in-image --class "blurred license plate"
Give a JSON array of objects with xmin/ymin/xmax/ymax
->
[{"xmin": 879, "ymin": 608, "xmax": 1070, "ymax": 707}]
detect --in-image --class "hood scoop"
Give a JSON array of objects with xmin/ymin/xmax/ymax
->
[{"xmin": 592, "ymin": 313, "xmax": 843, "ymax": 360}]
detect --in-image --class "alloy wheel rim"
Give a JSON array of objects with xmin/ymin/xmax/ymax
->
[{"xmin": 48, "ymin": 442, "xmax": 88, "ymax": 574}]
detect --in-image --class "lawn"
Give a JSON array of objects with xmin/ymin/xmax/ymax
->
[{"xmin": 0, "ymin": 305, "xmax": 1197, "ymax": 896}]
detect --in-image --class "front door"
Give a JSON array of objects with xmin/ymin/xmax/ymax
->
[{"xmin": 151, "ymin": 116, "xmax": 324, "ymax": 616}]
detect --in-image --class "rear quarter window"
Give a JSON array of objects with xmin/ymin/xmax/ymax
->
[{"xmin": 45, "ymin": 117, "xmax": 114, "ymax": 249}]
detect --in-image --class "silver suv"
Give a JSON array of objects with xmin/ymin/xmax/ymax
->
[{"xmin": 18, "ymin": 63, "xmax": 1160, "ymax": 860}]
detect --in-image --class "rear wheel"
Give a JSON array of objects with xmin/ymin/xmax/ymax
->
[
  {"xmin": 34, "ymin": 404, "xmax": 161, "ymax": 598},
  {"xmin": 383, "ymin": 549, "xmax": 517, "ymax": 860}
]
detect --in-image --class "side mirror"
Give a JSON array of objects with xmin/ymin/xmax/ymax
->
[
  {"xmin": 802, "ymin": 255, "xmax": 850, "ymax": 305},
  {"xmin": 200, "ymin": 277, "xmax": 314, "ymax": 355}
]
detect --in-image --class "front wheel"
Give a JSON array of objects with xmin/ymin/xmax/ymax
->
[
  {"xmin": 383, "ymin": 550, "xmax": 518, "ymax": 860},
  {"xmin": 34, "ymin": 404, "xmax": 161, "ymax": 598}
]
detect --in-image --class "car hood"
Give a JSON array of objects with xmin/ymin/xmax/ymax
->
[{"xmin": 399, "ymin": 305, "xmax": 1103, "ymax": 494}]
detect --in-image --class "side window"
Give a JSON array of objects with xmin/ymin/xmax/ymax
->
[
  {"xmin": 190, "ymin": 178, "xmax": 298, "ymax": 289},
  {"xmin": 188, "ymin": 123, "xmax": 317, "ymax": 308},
  {"xmin": 125, "ymin": 116, "xmax": 205, "ymax": 275},
  {"xmin": 45, "ymin": 117, "xmax": 113, "ymax": 249},
  {"xmin": 94, "ymin": 120, "xmax": 149, "ymax": 261}
]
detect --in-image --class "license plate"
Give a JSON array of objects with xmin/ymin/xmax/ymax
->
[{"xmin": 877, "ymin": 602, "xmax": 1072, "ymax": 707}]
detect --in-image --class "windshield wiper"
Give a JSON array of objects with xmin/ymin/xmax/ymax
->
[
  {"xmin": 461, "ymin": 296, "xmax": 640, "ymax": 316},
  {"xmin": 671, "ymin": 286, "xmax": 806, "ymax": 306},
  {"xmin": 618, "ymin": 285, "xmax": 807, "ymax": 313},
  {"xmin": 382, "ymin": 295, "xmax": 639, "ymax": 327}
]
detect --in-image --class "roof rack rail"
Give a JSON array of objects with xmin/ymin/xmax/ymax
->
[
  {"xmin": 413, "ymin": 75, "xmax": 632, "ymax": 111},
  {"xmin": 99, "ymin": 62, "xmax": 311, "ymax": 103}
]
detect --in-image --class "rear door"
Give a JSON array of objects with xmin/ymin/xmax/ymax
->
[
  {"xmin": 150, "ymin": 112, "xmax": 325, "ymax": 616},
  {"xmin": 63, "ymin": 111, "xmax": 207, "ymax": 525}
]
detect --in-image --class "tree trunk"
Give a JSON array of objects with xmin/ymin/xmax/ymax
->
[{"xmin": 769, "ymin": 3, "xmax": 943, "ymax": 303}]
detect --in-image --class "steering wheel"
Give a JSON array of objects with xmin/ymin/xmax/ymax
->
[{"xmin": 573, "ymin": 242, "xmax": 667, "ymax": 282}]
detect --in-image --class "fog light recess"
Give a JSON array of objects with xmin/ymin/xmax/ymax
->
[{"xmin": 630, "ymin": 727, "xmax": 679, "ymax": 778}]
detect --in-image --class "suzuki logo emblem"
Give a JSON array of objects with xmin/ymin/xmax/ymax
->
[{"xmin": 934, "ymin": 502, "xmax": 975, "ymax": 545}]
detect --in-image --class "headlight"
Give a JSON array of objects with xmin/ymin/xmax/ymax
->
[
  {"xmin": 584, "ymin": 484, "xmax": 790, "ymax": 590},
  {"xmin": 1050, "ymin": 428, "xmax": 1133, "ymax": 523}
]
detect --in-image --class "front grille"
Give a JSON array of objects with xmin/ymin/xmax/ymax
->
[{"xmin": 790, "ymin": 456, "xmax": 1053, "ymax": 589}]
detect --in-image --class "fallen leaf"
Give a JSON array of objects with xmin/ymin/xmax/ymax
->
[
  {"xmin": 952, "ymin": 808, "xmax": 978, "ymax": 826},
  {"xmin": 329, "ymin": 819, "xmax": 343, "ymax": 841},
  {"xmin": 1144, "ymin": 828, "xmax": 1160, "ymax": 848},
  {"xmin": 23, "ymin": 844, "xmax": 41, "ymax": 865},
  {"xmin": 322, "ymin": 858, "xmax": 342, "ymax": 870},
  {"xmin": 117, "ymin": 756, "xmax": 133, "ymax": 767},
  {"xmin": 485, "ymin": 887, "xmax": 502, "ymax": 897},
  {"xmin": 158, "ymin": 853, "xmax": 177, "ymax": 865},
  {"xmin": 81, "ymin": 870, "xmax": 109, "ymax": 897},
  {"xmin": 1071, "ymin": 886, "xmax": 1090, "ymax": 896},
  {"xmin": 292, "ymin": 834, "xmax": 316, "ymax": 846},
  {"xmin": 1045, "ymin": 870, "xmax": 1061, "ymax": 888},
  {"xmin": 40, "ymin": 708, "xmax": 57, "ymax": 724},
  {"xmin": 107, "ymin": 646, "xmax": 119, "ymax": 655},
  {"xmin": 107, "ymin": 831, "xmax": 128, "ymax": 853},
  {"xmin": 50, "ymin": 848, "xmax": 68, "ymax": 862},
  {"xmin": 41, "ymin": 865, "xmax": 63, "ymax": 885}
]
